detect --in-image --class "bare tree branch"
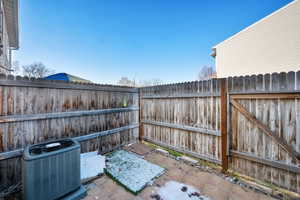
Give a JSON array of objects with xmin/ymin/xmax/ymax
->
[
  {"xmin": 22, "ymin": 62, "xmax": 54, "ymax": 78},
  {"xmin": 139, "ymin": 78, "xmax": 163, "ymax": 87},
  {"xmin": 117, "ymin": 77, "xmax": 136, "ymax": 87},
  {"xmin": 10, "ymin": 61, "xmax": 21, "ymax": 76},
  {"xmin": 198, "ymin": 66, "xmax": 216, "ymax": 80},
  {"xmin": 117, "ymin": 77, "xmax": 163, "ymax": 87}
]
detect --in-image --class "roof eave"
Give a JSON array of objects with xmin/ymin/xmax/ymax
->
[{"xmin": 210, "ymin": 48, "xmax": 216, "ymax": 58}]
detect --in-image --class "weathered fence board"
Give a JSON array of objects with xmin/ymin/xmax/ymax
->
[{"xmin": 0, "ymin": 74, "xmax": 139, "ymax": 194}]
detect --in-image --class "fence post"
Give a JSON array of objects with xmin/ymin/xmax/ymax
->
[
  {"xmin": 138, "ymin": 88, "xmax": 144, "ymax": 141},
  {"xmin": 220, "ymin": 78, "xmax": 228, "ymax": 172}
]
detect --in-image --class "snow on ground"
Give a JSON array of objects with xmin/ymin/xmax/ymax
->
[
  {"xmin": 156, "ymin": 181, "xmax": 211, "ymax": 200},
  {"xmin": 81, "ymin": 151, "xmax": 106, "ymax": 180}
]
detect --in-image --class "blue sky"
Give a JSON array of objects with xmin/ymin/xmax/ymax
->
[{"xmin": 15, "ymin": 0, "xmax": 293, "ymax": 84}]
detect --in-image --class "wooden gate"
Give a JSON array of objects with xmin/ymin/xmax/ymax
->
[{"xmin": 227, "ymin": 72, "xmax": 300, "ymax": 193}]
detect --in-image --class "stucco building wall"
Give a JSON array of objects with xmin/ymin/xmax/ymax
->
[{"xmin": 214, "ymin": 0, "xmax": 300, "ymax": 78}]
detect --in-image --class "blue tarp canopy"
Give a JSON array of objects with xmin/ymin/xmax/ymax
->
[{"xmin": 43, "ymin": 73, "xmax": 92, "ymax": 83}]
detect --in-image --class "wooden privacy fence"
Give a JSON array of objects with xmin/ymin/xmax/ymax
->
[
  {"xmin": 140, "ymin": 71, "xmax": 300, "ymax": 193},
  {"xmin": 0, "ymin": 74, "xmax": 139, "ymax": 193},
  {"xmin": 1, "ymin": 71, "xmax": 300, "ymax": 195}
]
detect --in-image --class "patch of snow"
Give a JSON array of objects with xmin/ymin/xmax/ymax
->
[
  {"xmin": 179, "ymin": 156, "xmax": 198, "ymax": 164},
  {"xmin": 156, "ymin": 181, "xmax": 211, "ymax": 200},
  {"xmin": 106, "ymin": 150, "xmax": 165, "ymax": 193},
  {"xmin": 126, "ymin": 142, "xmax": 135, "ymax": 147},
  {"xmin": 156, "ymin": 148, "xmax": 169, "ymax": 154},
  {"xmin": 81, "ymin": 151, "xmax": 97, "ymax": 158},
  {"xmin": 80, "ymin": 151, "xmax": 106, "ymax": 180}
]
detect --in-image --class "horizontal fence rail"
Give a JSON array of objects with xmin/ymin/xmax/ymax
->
[
  {"xmin": 230, "ymin": 93, "xmax": 300, "ymax": 99},
  {"xmin": 74, "ymin": 123, "xmax": 139, "ymax": 142},
  {"xmin": 0, "ymin": 123, "xmax": 139, "ymax": 161},
  {"xmin": 141, "ymin": 93, "xmax": 220, "ymax": 99},
  {"xmin": 142, "ymin": 120, "xmax": 220, "ymax": 136},
  {"xmin": 231, "ymin": 150, "xmax": 300, "ymax": 174},
  {"xmin": 0, "ymin": 107, "xmax": 139, "ymax": 123}
]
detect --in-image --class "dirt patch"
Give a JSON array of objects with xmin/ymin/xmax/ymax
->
[{"xmin": 123, "ymin": 143, "xmax": 155, "ymax": 156}]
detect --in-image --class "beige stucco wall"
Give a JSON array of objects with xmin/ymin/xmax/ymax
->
[{"xmin": 214, "ymin": 0, "xmax": 300, "ymax": 78}]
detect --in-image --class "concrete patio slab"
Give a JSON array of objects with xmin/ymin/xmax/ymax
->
[{"xmin": 84, "ymin": 143, "xmax": 275, "ymax": 200}]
